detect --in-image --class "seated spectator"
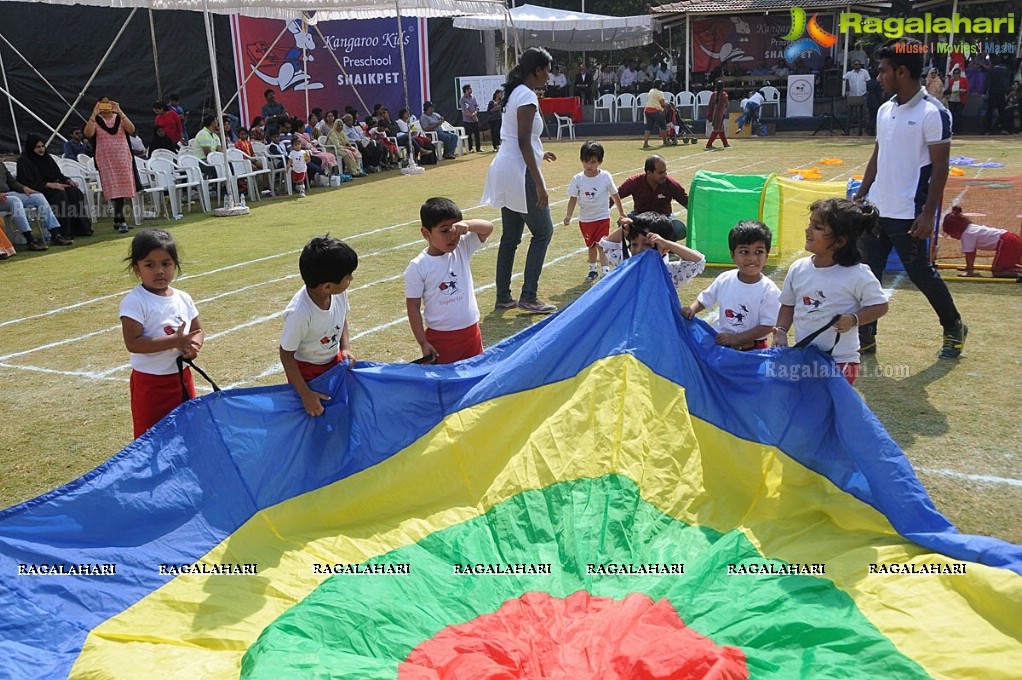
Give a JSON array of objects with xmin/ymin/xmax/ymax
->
[
  {"xmin": 619, "ymin": 61, "xmax": 639, "ymax": 94},
  {"xmin": 574, "ymin": 64, "xmax": 595, "ymax": 104},
  {"xmin": 293, "ymin": 126, "xmax": 338, "ymax": 176},
  {"xmin": 598, "ymin": 65, "xmax": 617, "ymax": 96},
  {"xmin": 265, "ymin": 128, "xmax": 287, "ymax": 170},
  {"xmin": 221, "ymin": 116, "xmax": 238, "ymax": 144},
  {"xmin": 152, "ymin": 101, "xmax": 183, "ymax": 145},
  {"xmin": 63, "ymin": 126, "xmax": 93, "ymax": 159},
  {"xmin": 250, "ymin": 116, "xmax": 265, "ymax": 136},
  {"xmin": 325, "ymin": 118, "xmax": 365, "ymax": 177},
  {"xmin": 368, "ymin": 118, "xmax": 399, "ymax": 167},
  {"xmin": 148, "ymin": 125, "xmax": 179, "ymax": 156},
  {"xmin": 547, "ymin": 65, "xmax": 569, "ymax": 97},
  {"xmin": 395, "ymin": 108, "xmax": 429, "ymax": 163},
  {"xmin": 1, "ymin": 154, "xmax": 67, "ymax": 249},
  {"xmin": 261, "ymin": 88, "xmax": 287, "ymax": 120},
  {"xmin": 234, "ymin": 127, "xmax": 265, "ymax": 179},
  {"xmin": 342, "ymin": 113, "xmax": 386, "ymax": 171},
  {"xmin": 420, "ymin": 101, "xmax": 457, "ymax": 160},
  {"xmin": 17, "ymin": 133, "xmax": 92, "ymax": 238}
]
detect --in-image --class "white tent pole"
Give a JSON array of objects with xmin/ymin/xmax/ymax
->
[
  {"xmin": 394, "ymin": 1, "xmax": 419, "ymax": 169},
  {"xmin": 46, "ymin": 8, "xmax": 138, "ymax": 148},
  {"xmin": 149, "ymin": 8, "xmax": 163, "ymax": 102},
  {"xmin": 310, "ymin": 23, "xmax": 372, "ymax": 114},
  {"xmin": 221, "ymin": 22, "xmax": 291, "ymax": 112},
  {"xmin": 685, "ymin": 14, "xmax": 690, "ymax": 92},
  {"xmin": 0, "ymin": 48, "xmax": 23, "ymax": 152},
  {"xmin": 0, "ymin": 82, "xmax": 63, "ymax": 141},
  {"xmin": 302, "ymin": 16, "xmax": 310, "ymax": 122},
  {"xmin": 201, "ymin": 0, "xmax": 237, "ymax": 206},
  {"xmin": 841, "ymin": 7, "xmax": 850, "ymax": 95},
  {"xmin": 0, "ymin": 32, "xmax": 87, "ymax": 125}
]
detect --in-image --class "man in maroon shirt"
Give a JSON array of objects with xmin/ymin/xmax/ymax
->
[{"xmin": 617, "ymin": 155, "xmax": 688, "ymax": 240}]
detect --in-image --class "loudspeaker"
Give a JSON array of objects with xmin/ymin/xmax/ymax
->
[{"xmin": 820, "ymin": 77, "xmax": 842, "ymax": 98}]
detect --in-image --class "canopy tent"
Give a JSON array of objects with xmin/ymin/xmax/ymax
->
[
  {"xmin": 454, "ymin": 4, "xmax": 657, "ymax": 52},
  {"xmin": 0, "ymin": 0, "xmax": 507, "ymax": 194}
]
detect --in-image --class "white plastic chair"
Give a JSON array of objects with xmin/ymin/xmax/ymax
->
[
  {"xmin": 57, "ymin": 158, "xmax": 100, "ymax": 220},
  {"xmin": 695, "ymin": 90, "xmax": 713, "ymax": 120},
  {"xmin": 178, "ymin": 155, "xmax": 226, "ymax": 209},
  {"xmin": 662, "ymin": 92, "xmax": 675, "ymax": 107},
  {"xmin": 441, "ymin": 121, "xmax": 469, "ymax": 156},
  {"xmin": 150, "ymin": 158, "xmax": 201, "ymax": 216},
  {"xmin": 226, "ymin": 148, "xmax": 270, "ymax": 202},
  {"xmin": 554, "ymin": 114, "xmax": 575, "ymax": 141},
  {"xmin": 760, "ymin": 86, "xmax": 781, "ymax": 117},
  {"xmin": 615, "ymin": 93, "xmax": 637, "ymax": 122},
  {"xmin": 593, "ymin": 94, "xmax": 615, "ymax": 122},
  {"xmin": 251, "ymin": 141, "xmax": 287, "ymax": 196},
  {"xmin": 134, "ymin": 157, "xmax": 165, "ymax": 222},
  {"xmin": 149, "ymin": 148, "xmax": 178, "ymax": 164},
  {"xmin": 635, "ymin": 92, "xmax": 649, "ymax": 121},
  {"xmin": 674, "ymin": 91, "xmax": 696, "ymax": 119}
]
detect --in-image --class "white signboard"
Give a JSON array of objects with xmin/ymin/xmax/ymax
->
[
  {"xmin": 786, "ymin": 74, "xmax": 815, "ymax": 118},
  {"xmin": 455, "ymin": 75, "xmax": 506, "ymax": 110}
]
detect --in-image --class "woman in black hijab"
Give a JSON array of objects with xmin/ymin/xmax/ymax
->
[
  {"xmin": 148, "ymin": 125, "xmax": 179, "ymax": 156},
  {"xmin": 16, "ymin": 134, "xmax": 93, "ymax": 237}
]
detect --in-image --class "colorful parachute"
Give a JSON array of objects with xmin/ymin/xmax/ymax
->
[{"xmin": 1, "ymin": 252, "xmax": 1021, "ymax": 678}]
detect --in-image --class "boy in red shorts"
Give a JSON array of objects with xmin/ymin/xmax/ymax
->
[
  {"xmin": 563, "ymin": 141, "xmax": 626, "ymax": 282},
  {"xmin": 405, "ymin": 197, "xmax": 494, "ymax": 364},
  {"xmin": 279, "ymin": 236, "xmax": 358, "ymax": 416}
]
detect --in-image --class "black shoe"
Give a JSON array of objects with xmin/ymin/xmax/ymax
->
[{"xmin": 938, "ymin": 323, "xmax": 968, "ymax": 359}]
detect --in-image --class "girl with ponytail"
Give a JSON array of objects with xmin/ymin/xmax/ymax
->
[{"xmin": 482, "ymin": 47, "xmax": 559, "ymax": 314}]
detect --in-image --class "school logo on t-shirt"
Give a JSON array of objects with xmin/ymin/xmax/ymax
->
[
  {"xmin": 163, "ymin": 316, "xmax": 186, "ymax": 335},
  {"xmin": 723, "ymin": 305, "xmax": 749, "ymax": 326},
  {"xmin": 801, "ymin": 291, "xmax": 826, "ymax": 312},
  {"xmin": 319, "ymin": 325, "xmax": 341, "ymax": 349},
  {"xmin": 582, "ymin": 186, "xmax": 600, "ymax": 199},
  {"xmin": 438, "ymin": 271, "xmax": 459, "ymax": 296}
]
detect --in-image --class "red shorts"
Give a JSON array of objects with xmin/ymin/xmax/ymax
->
[
  {"xmin": 579, "ymin": 218, "xmax": 611, "ymax": 249},
  {"xmin": 291, "ymin": 170, "xmax": 307, "ymax": 185},
  {"xmin": 294, "ymin": 353, "xmax": 341, "ymax": 383},
  {"xmin": 426, "ymin": 323, "xmax": 483, "ymax": 364},
  {"xmin": 837, "ymin": 362, "xmax": 859, "ymax": 386},
  {"xmin": 130, "ymin": 368, "xmax": 194, "ymax": 439},
  {"xmin": 993, "ymin": 232, "xmax": 1022, "ymax": 274}
]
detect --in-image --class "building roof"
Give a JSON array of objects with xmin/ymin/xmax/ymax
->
[{"xmin": 650, "ymin": 0, "xmax": 891, "ymax": 15}]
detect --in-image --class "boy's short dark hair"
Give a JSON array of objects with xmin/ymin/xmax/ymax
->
[
  {"xmin": 420, "ymin": 197, "xmax": 463, "ymax": 230},
  {"xmin": 728, "ymin": 220, "xmax": 772, "ymax": 253},
  {"xmin": 630, "ymin": 211, "xmax": 674, "ymax": 240},
  {"xmin": 876, "ymin": 38, "xmax": 924, "ymax": 80},
  {"xmin": 299, "ymin": 235, "xmax": 358, "ymax": 289},
  {"xmin": 580, "ymin": 140, "xmax": 604, "ymax": 162}
]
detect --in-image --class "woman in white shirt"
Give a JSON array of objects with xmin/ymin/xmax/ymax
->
[{"xmin": 481, "ymin": 47, "xmax": 559, "ymax": 314}]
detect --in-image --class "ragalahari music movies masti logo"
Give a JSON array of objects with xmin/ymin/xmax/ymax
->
[{"xmin": 782, "ymin": 7, "xmax": 838, "ymax": 63}]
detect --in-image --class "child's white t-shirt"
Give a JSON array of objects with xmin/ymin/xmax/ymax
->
[
  {"xmin": 599, "ymin": 238, "xmax": 705, "ymax": 289},
  {"xmin": 288, "ymin": 149, "xmax": 308, "ymax": 173},
  {"xmin": 779, "ymin": 257, "xmax": 887, "ymax": 364},
  {"xmin": 959, "ymin": 224, "xmax": 1004, "ymax": 253},
  {"xmin": 119, "ymin": 285, "xmax": 199, "ymax": 375},
  {"xmin": 568, "ymin": 169, "xmax": 618, "ymax": 223},
  {"xmin": 404, "ymin": 231, "xmax": 483, "ymax": 332},
  {"xmin": 280, "ymin": 287, "xmax": 350, "ymax": 364},
  {"xmin": 697, "ymin": 269, "xmax": 781, "ymax": 340}
]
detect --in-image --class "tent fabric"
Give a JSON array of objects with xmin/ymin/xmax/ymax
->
[
  {"xmin": 0, "ymin": 0, "xmax": 507, "ymax": 21},
  {"xmin": 454, "ymin": 4, "xmax": 656, "ymax": 51},
  {"xmin": 1, "ymin": 252, "xmax": 1021, "ymax": 678}
]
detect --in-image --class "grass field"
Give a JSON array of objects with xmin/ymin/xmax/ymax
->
[{"xmin": 1, "ymin": 135, "xmax": 1019, "ymax": 544}]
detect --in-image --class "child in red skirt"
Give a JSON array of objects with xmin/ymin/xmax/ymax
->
[
  {"xmin": 942, "ymin": 205, "xmax": 1022, "ymax": 279},
  {"xmin": 119, "ymin": 229, "xmax": 203, "ymax": 438},
  {"xmin": 405, "ymin": 197, "xmax": 493, "ymax": 364},
  {"xmin": 279, "ymin": 235, "xmax": 358, "ymax": 417}
]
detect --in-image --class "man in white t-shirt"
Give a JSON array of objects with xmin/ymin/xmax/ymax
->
[
  {"xmin": 563, "ymin": 141, "xmax": 626, "ymax": 282},
  {"xmin": 853, "ymin": 37, "xmax": 965, "ymax": 359},
  {"xmin": 843, "ymin": 61, "xmax": 870, "ymax": 97},
  {"xmin": 279, "ymin": 236, "xmax": 359, "ymax": 416},
  {"xmin": 405, "ymin": 197, "xmax": 494, "ymax": 364}
]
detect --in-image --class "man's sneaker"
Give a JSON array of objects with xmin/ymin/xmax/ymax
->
[
  {"xmin": 518, "ymin": 298, "xmax": 557, "ymax": 314},
  {"xmin": 858, "ymin": 328, "xmax": 877, "ymax": 354},
  {"xmin": 494, "ymin": 298, "xmax": 517, "ymax": 310},
  {"xmin": 938, "ymin": 323, "xmax": 968, "ymax": 359},
  {"xmin": 736, "ymin": 127, "xmax": 743, "ymax": 134},
  {"xmin": 585, "ymin": 270, "xmax": 599, "ymax": 282}
]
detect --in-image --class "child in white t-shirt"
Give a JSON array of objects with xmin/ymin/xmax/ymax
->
[
  {"xmin": 288, "ymin": 136, "xmax": 310, "ymax": 197},
  {"xmin": 119, "ymin": 229, "xmax": 203, "ymax": 439},
  {"xmin": 941, "ymin": 205, "xmax": 1022, "ymax": 279},
  {"xmin": 279, "ymin": 236, "xmax": 358, "ymax": 416},
  {"xmin": 774, "ymin": 199, "xmax": 889, "ymax": 385},
  {"xmin": 563, "ymin": 141, "xmax": 625, "ymax": 282},
  {"xmin": 683, "ymin": 220, "xmax": 780, "ymax": 350},
  {"xmin": 599, "ymin": 211, "xmax": 705, "ymax": 289},
  {"xmin": 405, "ymin": 197, "xmax": 494, "ymax": 364}
]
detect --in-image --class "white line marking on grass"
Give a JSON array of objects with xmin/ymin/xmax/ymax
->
[
  {"xmin": 918, "ymin": 467, "xmax": 1022, "ymax": 488},
  {"xmin": 0, "ymin": 361, "xmax": 129, "ymax": 383}
]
